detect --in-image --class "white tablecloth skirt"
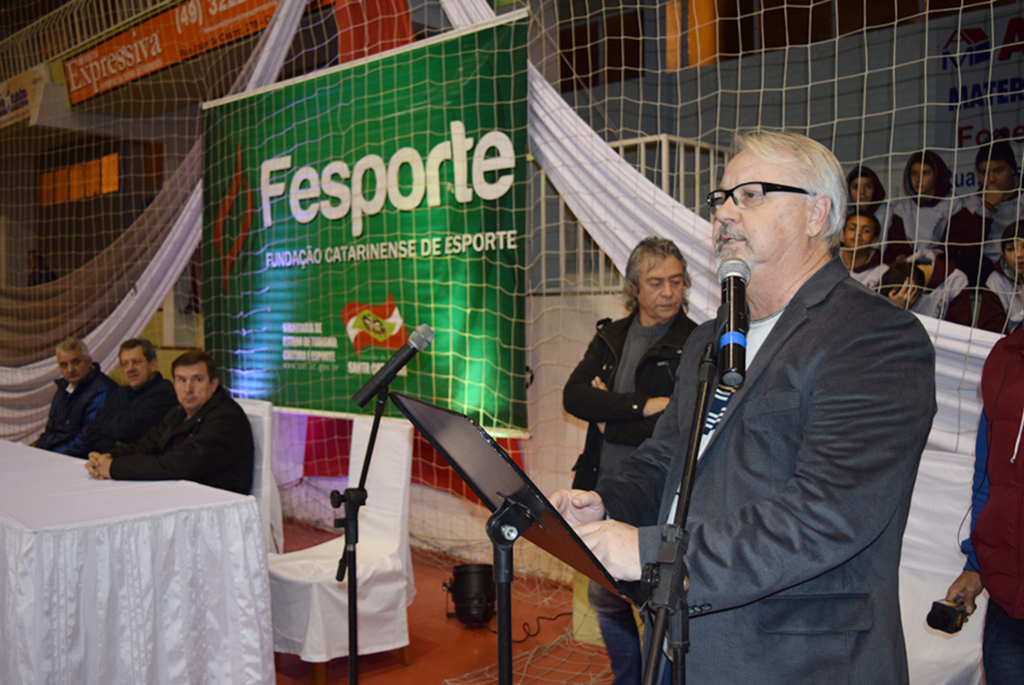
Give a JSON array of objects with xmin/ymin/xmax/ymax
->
[{"xmin": 0, "ymin": 497, "xmax": 274, "ymax": 685}]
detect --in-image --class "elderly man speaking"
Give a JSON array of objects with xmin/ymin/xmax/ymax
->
[{"xmin": 552, "ymin": 130, "xmax": 936, "ymax": 684}]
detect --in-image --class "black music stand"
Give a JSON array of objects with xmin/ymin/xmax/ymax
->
[{"xmin": 390, "ymin": 392, "xmax": 626, "ymax": 685}]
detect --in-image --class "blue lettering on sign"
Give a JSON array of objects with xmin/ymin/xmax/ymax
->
[{"xmin": 948, "ymin": 78, "xmax": 1024, "ymax": 110}]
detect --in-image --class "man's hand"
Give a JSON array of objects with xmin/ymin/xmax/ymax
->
[
  {"xmin": 592, "ymin": 375, "xmax": 668, "ymax": 417},
  {"xmin": 575, "ymin": 519, "xmax": 641, "ymax": 581},
  {"xmin": 643, "ymin": 397, "xmax": 670, "ymax": 416},
  {"xmin": 85, "ymin": 452, "xmax": 113, "ymax": 480},
  {"xmin": 945, "ymin": 570, "xmax": 984, "ymax": 615},
  {"xmin": 549, "ymin": 488, "xmax": 606, "ymax": 527}
]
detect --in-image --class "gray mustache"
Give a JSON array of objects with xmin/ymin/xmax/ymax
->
[{"xmin": 715, "ymin": 227, "xmax": 744, "ymax": 244}]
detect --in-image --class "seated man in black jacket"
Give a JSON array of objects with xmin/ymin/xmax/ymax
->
[
  {"xmin": 562, "ymin": 236, "xmax": 697, "ymax": 685},
  {"xmin": 85, "ymin": 351, "xmax": 254, "ymax": 495},
  {"xmin": 68, "ymin": 338, "xmax": 177, "ymax": 457},
  {"xmin": 36, "ymin": 337, "xmax": 118, "ymax": 455}
]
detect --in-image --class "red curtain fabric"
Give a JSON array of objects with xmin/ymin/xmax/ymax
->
[
  {"xmin": 335, "ymin": 0, "xmax": 414, "ymax": 65},
  {"xmin": 302, "ymin": 416, "xmax": 353, "ymax": 477}
]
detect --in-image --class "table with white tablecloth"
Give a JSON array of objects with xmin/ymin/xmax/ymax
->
[{"xmin": 0, "ymin": 441, "xmax": 274, "ymax": 685}]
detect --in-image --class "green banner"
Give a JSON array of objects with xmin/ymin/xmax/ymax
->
[{"xmin": 201, "ymin": 13, "xmax": 528, "ymax": 433}]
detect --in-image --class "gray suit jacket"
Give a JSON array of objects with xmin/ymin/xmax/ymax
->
[{"xmin": 597, "ymin": 257, "xmax": 936, "ymax": 684}]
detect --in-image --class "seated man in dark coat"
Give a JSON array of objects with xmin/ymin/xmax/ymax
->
[
  {"xmin": 36, "ymin": 337, "xmax": 117, "ymax": 455},
  {"xmin": 85, "ymin": 351, "xmax": 254, "ymax": 495},
  {"xmin": 68, "ymin": 338, "xmax": 178, "ymax": 457}
]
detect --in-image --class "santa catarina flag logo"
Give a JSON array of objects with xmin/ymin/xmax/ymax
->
[{"xmin": 342, "ymin": 294, "xmax": 409, "ymax": 353}]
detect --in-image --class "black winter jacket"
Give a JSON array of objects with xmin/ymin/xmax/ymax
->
[
  {"xmin": 563, "ymin": 310, "xmax": 697, "ymax": 489},
  {"xmin": 109, "ymin": 386, "xmax": 254, "ymax": 494},
  {"xmin": 69, "ymin": 372, "xmax": 178, "ymax": 457},
  {"xmin": 36, "ymin": 363, "xmax": 118, "ymax": 455}
]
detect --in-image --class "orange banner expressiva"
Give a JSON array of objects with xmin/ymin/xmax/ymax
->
[{"xmin": 64, "ymin": 0, "xmax": 279, "ymax": 106}]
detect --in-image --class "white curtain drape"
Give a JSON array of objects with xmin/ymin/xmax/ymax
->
[{"xmin": 0, "ymin": 0, "xmax": 311, "ymax": 442}]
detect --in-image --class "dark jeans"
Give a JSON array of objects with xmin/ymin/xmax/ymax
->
[
  {"xmin": 983, "ymin": 599, "xmax": 1024, "ymax": 685},
  {"xmin": 588, "ymin": 580, "xmax": 642, "ymax": 685}
]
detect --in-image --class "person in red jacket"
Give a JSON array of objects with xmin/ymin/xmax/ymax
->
[{"xmin": 945, "ymin": 325, "xmax": 1024, "ymax": 683}]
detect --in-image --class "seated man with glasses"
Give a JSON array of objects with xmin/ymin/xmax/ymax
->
[{"xmin": 551, "ymin": 130, "xmax": 935, "ymax": 684}]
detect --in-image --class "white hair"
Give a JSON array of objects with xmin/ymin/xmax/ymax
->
[
  {"xmin": 55, "ymin": 336, "xmax": 90, "ymax": 360},
  {"xmin": 732, "ymin": 130, "xmax": 847, "ymax": 248}
]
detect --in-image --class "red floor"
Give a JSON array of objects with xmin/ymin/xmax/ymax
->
[{"xmin": 274, "ymin": 520, "xmax": 612, "ymax": 685}]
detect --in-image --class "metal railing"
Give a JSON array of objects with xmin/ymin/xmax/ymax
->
[
  {"xmin": 532, "ymin": 134, "xmax": 727, "ymax": 294},
  {"xmin": 611, "ymin": 133, "xmax": 728, "ymax": 215},
  {"xmin": 0, "ymin": 0, "xmax": 176, "ymax": 82}
]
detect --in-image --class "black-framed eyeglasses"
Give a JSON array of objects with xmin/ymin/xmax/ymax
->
[{"xmin": 706, "ymin": 181, "xmax": 811, "ymax": 211}]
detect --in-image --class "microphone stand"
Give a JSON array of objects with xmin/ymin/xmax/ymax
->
[
  {"xmin": 485, "ymin": 496, "xmax": 537, "ymax": 685},
  {"xmin": 329, "ymin": 383, "xmax": 390, "ymax": 685},
  {"xmin": 640, "ymin": 343, "xmax": 717, "ymax": 685}
]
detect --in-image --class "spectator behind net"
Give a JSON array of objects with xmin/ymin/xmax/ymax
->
[
  {"xmin": 946, "ymin": 141, "xmax": 1023, "ymax": 286},
  {"xmin": 977, "ymin": 220, "xmax": 1024, "ymax": 334},
  {"xmin": 885, "ymin": 150, "xmax": 959, "ymax": 263},
  {"xmin": 846, "ymin": 165, "xmax": 888, "ymax": 236},
  {"xmin": 840, "ymin": 211, "xmax": 885, "ymax": 289},
  {"xmin": 878, "ymin": 254, "xmax": 972, "ymax": 326},
  {"xmin": 27, "ymin": 249, "xmax": 57, "ymax": 286}
]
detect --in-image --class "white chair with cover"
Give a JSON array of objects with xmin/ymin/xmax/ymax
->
[
  {"xmin": 267, "ymin": 417, "xmax": 416, "ymax": 673},
  {"xmin": 238, "ymin": 398, "xmax": 285, "ymax": 553}
]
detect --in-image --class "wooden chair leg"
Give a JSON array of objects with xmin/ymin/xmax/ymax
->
[
  {"xmin": 310, "ymin": 661, "xmax": 327, "ymax": 685},
  {"xmin": 397, "ymin": 644, "xmax": 414, "ymax": 666}
]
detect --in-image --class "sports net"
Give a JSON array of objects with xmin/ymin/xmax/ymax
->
[{"xmin": 0, "ymin": 0, "xmax": 1017, "ymax": 626}]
